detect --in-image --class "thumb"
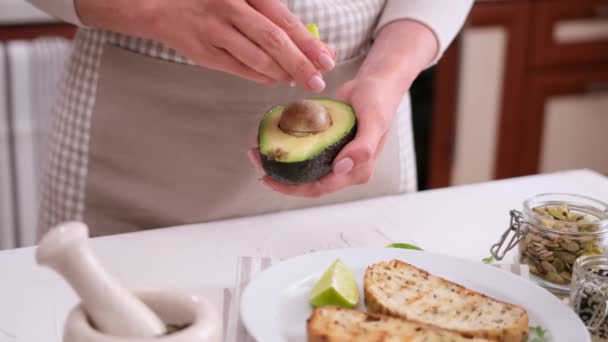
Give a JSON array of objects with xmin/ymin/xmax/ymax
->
[
  {"xmin": 335, "ymin": 80, "xmax": 357, "ymax": 102},
  {"xmin": 332, "ymin": 119, "xmax": 384, "ymax": 176}
]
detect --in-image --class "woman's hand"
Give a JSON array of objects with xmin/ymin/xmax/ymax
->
[
  {"xmin": 75, "ymin": 0, "xmax": 336, "ymax": 91},
  {"xmin": 250, "ymin": 76, "xmax": 400, "ymax": 197},
  {"xmin": 248, "ymin": 20, "xmax": 439, "ymax": 197}
]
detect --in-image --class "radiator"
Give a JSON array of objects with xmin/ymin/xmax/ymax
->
[{"xmin": 0, "ymin": 37, "xmax": 72, "ymax": 250}]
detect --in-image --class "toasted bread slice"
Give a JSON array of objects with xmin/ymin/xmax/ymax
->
[
  {"xmin": 364, "ymin": 260, "xmax": 529, "ymax": 342},
  {"xmin": 307, "ymin": 306, "xmax": 496, "ymax": 342}
]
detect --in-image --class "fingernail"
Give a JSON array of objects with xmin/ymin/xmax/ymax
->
[
  {"xmin": 333, "ymin": 158, "xmax": 354, "ymax": 175},
  {"xmin": 247, "ymin": 149, "xmax": 261, "ymax": 170},
  {"xmin": 318, "ymin": 53, "xmax": 335, "ymax": 71},
  {"xmin": 307, "ymin": 75, "xmax": 325, "ymax": 92},
  {"xmin": 329, "ymin": 46, "xmax": 337, "ymax": 59}
]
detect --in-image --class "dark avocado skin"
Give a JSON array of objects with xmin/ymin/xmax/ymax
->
[{"xmin": 260, "ymin": 124, "xmax": 357, "ymax": 185}]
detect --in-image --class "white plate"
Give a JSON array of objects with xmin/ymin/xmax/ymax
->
[{"xmin": 240, "ymin": 247, "xmax": 590, "ymax": 342}]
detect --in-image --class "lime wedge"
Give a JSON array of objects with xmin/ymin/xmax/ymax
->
[
  {"xmin": 309, "ymin": 258, "xmax": 359, "ymax": 308},
  {"xmin": 307, "ymin": 23, "xmax": 320, "ymax": 40}
]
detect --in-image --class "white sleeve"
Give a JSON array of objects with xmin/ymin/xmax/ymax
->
[
  {"xmin": 25, "ymin": 0, "xmax": 83, "ymax": 26},
  {"xmin": 374, "ymin": 0, "xmax": 474, "ymax": 66}
]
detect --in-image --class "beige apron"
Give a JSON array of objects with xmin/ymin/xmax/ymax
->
[{"xmin": 82, "ymin": 44, "xmax": 402, "ymax": 236}]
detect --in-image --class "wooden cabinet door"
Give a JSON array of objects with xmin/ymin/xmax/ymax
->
[
  {"xmin": 429, "ymin": 1, "xmax": 531, "ymax": 188},
  {"xmin": 531, "ymin": 0, "xmax": 608, "ymax": 68},
  {"xmin": 519, "ymin": 67, "xmax": 608, "ymax": 176}
]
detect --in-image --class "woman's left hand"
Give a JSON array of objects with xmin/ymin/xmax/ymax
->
[
  {"xmin": 248, "ymin": 19, "xmax": 438, "ymax": 197},
  {"xmin": 248, "ymin": 76, "xmax": 405, "ymax": 197}
]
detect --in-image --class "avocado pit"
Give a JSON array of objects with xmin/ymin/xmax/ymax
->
[{"xmin": 278, "ymin": 100, "xmax": 332, "ymax": 137}]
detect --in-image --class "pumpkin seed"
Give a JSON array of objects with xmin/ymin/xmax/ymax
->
[
  {"xmin": 539, "ymin": 218, "xmax": 555, "ymax": 229},
  {"xmin": 581, "ymin": 214, "xmax": 599, "ymax": 224},
  {"xmin": 527, "ymin": 246, "xmax": 553, "ymax": 260},
  {"xmin": 551, "ymin": 259, "xmax": 565, "ymax": 273},
  {"xmin": 545, "ymin": 272, "xmax": 567, "ymax": 284},
  {"xmin": 566, "ymin": 211, "xmax": 584, "ymax": 222},
  {"xmin": 530, "ymin": 241, "xmax": 545, "ymax": 249},
  {"xmin": 541, "ymin": 260, "xmax": 557, "ymax": 274},
  {"xmin": 542, "ymin": 239, "xmax": 560, "ymax": 248},
  {"xmin": 581, "ymin": 241, "xmax": 596, "ymax": 250},
  {"xmin": 529, "ymin": 264, "xmax": 541, "ymax": 276},
  {"xmin": 533, "ymin": 206, "xmax": 548, "ymax": 216},
  {"xmin": 560, "ymin": 240, "xmax": 580, "ymax": 252},
  {"xmin": 547, "ymin": 205, "xmax": 569, "ymax": 220},
  {"xmin": 580, "ymin": 224, "xmax": 599, "ymax": 232},
  {"xmin": 560, "ymin": 272, "xmax": 572, "ymax": 282},
  {"xmin": 554, "ymin": 251, "xmax": 578, "ymax": 264},
  {"xmin": 580, "ymin": 248, "xmax": 604, "ymax": 256}
]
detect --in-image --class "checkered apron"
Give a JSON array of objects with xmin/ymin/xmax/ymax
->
[{"xmin": 38, "ymin": 0, "xmax": 417, "ymax": 237}]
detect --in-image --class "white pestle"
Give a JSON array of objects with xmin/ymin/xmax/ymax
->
[{"xmin": 35, "ymin": 221, "xmax": 167, "ymax": 338}]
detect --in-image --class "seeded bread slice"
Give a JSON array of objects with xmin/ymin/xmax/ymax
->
[
  {"xmin": 307, "ymin": 306, "xmax": 496, "ymax": 342},
  {"xmin": 364, "ymin": 260, "xmax": 529, "ymax": 342}
]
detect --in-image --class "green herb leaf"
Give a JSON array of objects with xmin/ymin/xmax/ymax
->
[
  {"xmin": 386, "ymin": 243, "xmax": 423, "ymax": 251},
  {"xmin": 482, "ymin": 256, "xmax": 494, "ymax": 264},
  {"xmin": 528, "ymin": 325, "xmax": 548, "ymax": 342}
]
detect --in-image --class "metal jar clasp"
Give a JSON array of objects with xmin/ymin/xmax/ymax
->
[{"xmin": 490, "ymin": 210, "xmax": 526, "ymax": 260}]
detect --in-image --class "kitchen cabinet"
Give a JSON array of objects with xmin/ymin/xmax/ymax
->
[
  {"xmin": 524, "ymin": 67, "xmax": 608, "ymax": 176},
  {"xmin": 429, "ymin": 0, "xmax": 608, "ymax": 188},
  {"xmin": 0, "ymin": 0, "xmax": 75, "ymax": 41},
  {"xmin": 0, "ymin": 23, "xmax": 75, "ymax": 41}
]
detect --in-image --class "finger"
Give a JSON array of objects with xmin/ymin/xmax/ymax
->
[
  {"xmin": 335, "ymin": 81, "xmax": 357, "ymax": 102},
  {"xmin": 328, "ymin": 45, "xmax": 337, "ymax": 60},
  {"xmin": 204, "ymin": 46, "xmax": 276, "ymax": 84},
  {"xmin": 261, "ymin": 173, "xmax": 352, "ymax": 198},
  {"xmin": 260, "ymin": 160, "xmax": 375, "ymax": 197},
  {"xmin": 260, "ymin": 176, "xmax": 324, "ymax": 197},
  {"xmin": 231, "ymin": 6, "xmax": 326, "ymax": 92},
  {"xmin": 216, "ymin": 26, "xmax": 290, "ymax": 82},
  {"xmin": 247, "ymin": 148, "xmax": 263, "ymax": 171},
  {"xmin": 332, "ymin": 104, "xmax": 388, "ymax": 175},
  {"xmin": 248, "ymin": 0, "xmax": 335, "ymax": 72}
]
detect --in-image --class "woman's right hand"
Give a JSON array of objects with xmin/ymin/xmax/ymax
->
[{"xmin": 76, "ymin": 0, "xmax": 336, "ymax": 91}]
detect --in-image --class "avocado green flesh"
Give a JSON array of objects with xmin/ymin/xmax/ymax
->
[{"xmin": 258, "ymin": 99, "xmax": 356, "ymax": 163}]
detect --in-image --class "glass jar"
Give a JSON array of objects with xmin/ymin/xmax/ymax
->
[
  {"xmin": 570, "ymin": 254, "xmax": 608, "ymax": 341},
  {"xmin": 491, "ymin": 193, "xmax": 608, "ymax": 294}
]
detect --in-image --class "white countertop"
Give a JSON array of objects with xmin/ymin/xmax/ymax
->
[
  {"xmin": 0, "ymin": 169, "xmax": 606, "ymax": 341},
  {"xmin": 0, "ymin": 0, "xmax": 57, "ymax": 25}
]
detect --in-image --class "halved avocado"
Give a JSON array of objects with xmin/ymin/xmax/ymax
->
[{"xmin": 258, "ymin": 98, "xmax": 357, "ymax": 184}]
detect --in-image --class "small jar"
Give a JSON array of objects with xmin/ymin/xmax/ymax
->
[
  {"xmin": 570, "ymin": 254, "xmax": 608, "ymax": 341},
  {"xmin": 491, "ymin": 193, "xmax": 608, "ymax": 294}
]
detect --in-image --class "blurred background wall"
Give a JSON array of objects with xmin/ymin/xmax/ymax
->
[{"xmin": 0, "ymin": 0, "xmax": 74, "ymax": 249}]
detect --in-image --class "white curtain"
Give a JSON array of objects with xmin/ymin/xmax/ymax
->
[{"xmin": 0, "ymin": 37, "xmax": 72, "ymax": 249}]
